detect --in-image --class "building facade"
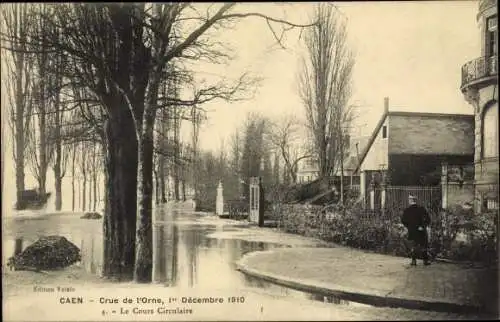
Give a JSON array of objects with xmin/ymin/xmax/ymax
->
[
  {"xmin": 354, "ymin": 98, "xmax": 475, "ymax": 207},
  {"xmin": 461, "ymin": 0, "xmax": 498, "ymax": 212}
]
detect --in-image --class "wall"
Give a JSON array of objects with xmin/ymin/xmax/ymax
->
[
  {"xmin": 474, "ymin": 85, "xmax": 499, "ymax": 211},
  {"xmin": 388, "ymin": 154, "xmax": 473, "ymax": 186},
  {"xmin": 474, "ymin": 85, "xmax": 498, "ymax": 164},
  {"xmin": 360, "ymin": 119, "xmax": 389, "ymax": 172},
  {"xmin": 446, "ymin": 183, "xmax": 475, "ymax": 208},
  {"xmin": 388, "ymin": 114, "xmax": 474, "ymax": 155}
]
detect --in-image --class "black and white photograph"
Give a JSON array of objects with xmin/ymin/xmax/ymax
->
[{"xmin": 1, "ymin": 1, "xmax": 498, "ymax": 321}]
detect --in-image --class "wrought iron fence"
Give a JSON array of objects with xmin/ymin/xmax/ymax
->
[
  {"xmin": 383, "ymin": 185, "xmax": 442, "ymax": 212},
  {"xmin": 461, "ymin": 55, "xmax": 498, "ymax": 88}
]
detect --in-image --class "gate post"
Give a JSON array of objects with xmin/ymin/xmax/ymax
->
[
  {"xmin": 381, "ymin": 182, "xmax": 387, "ymax": 211},
  {"xmin": 369, "ymin": 180, "xmax": 375, "ymax": 210},
  {"xmin": 258, "ymin": 177, "xmax": 265, "ymax": 227},
  {"xmin": 216, "ymin": 181, "xmax": 224, "ymax": 216},
  {"xmin": 441, "ymin": 163, "xmax": 448, "ymax": 209},
  {"xmin": 248, "ymin": 177, "xmax": 264, "ymax": 226}
]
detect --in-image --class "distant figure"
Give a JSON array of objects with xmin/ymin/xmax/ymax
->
[{"xmin": 401, "ymin": 195, "xmax": 431, "ymax": 266}]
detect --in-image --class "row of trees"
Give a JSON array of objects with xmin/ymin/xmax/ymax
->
[
  {"xmin": 1, "ymin": 3, "xmax": 316, "ymax": 282},
  {"xmin": 193, "ymin": 4, "xmax": 357, "ymax": 204},
  {"xmin": 2, "ymin": 3, "xmax": 354, "ymax": 283}
]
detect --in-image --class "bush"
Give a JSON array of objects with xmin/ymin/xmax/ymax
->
[
  {"xmin": 274, "ymin": 201, "xmax": 498, "ymax": 264},
  {"xmin": 81, "ymin": 212, "xmax": 102, "ymax": 219},
  {"xmin": 8, "ymin": 236, "xmax": 81, "ymax": 271}
]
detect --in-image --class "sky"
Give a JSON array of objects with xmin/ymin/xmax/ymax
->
[
  {"xmin": 194, "ymin": 1, "xmax": 480, "ymax": 147},
  {"xmin": 1, "ymin": 1, "xmax": 481, "ymax": 212}
]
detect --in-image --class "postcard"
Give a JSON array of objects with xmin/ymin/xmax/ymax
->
[{"xmin": 1, "ymin": 2, "xmax": 498, "ymax": 321}]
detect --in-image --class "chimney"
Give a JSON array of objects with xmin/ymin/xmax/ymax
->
[{"xmin": 384, "ymin": 97, "xmax": 389, "ymax": 112}]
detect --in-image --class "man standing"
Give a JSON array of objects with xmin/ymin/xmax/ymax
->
[{"xmin": 401, "ymin": 195, "xmax": 431, "ymax": 266}]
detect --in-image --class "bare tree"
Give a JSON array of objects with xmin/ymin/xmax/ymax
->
[
  {"xmin": 1, "ymin": 4, "xmax": 34, "ymax": 207},
  {"xmin": 298, "ymin": 4, "xmax": 355, "ymax": 180},
  {"xmin": 190, "ymin": 106, "xmax": 205, "ymax": 200},
  {"xmin": 267, "ymin": 115, "xmax": 312, "ymax": 185},
  {"xmin": 78, "ymin": 142, "xmax": 88, "ymax": 212},
  {"xmin": 70, "ymin": 141, "xmax": 77, "ymax": 211},
  {"xmin": 1, "ymin": 3, "xmax": 315, "ymax": 282},
  {"xmin": 49, "ymin": 41, "xmax": 70, "ymax": 211},
  {"xmin": 28, "ymin": 4, "xmax": 56, "ymax": 196}
]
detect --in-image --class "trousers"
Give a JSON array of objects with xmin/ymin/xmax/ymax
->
[{"xmin": 408, "ymin": 230, "xmax": 429, "ymax": 261}]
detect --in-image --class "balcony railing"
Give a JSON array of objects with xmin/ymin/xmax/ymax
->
[{"xmin": 461, "ymin": 56, "xmax": 498, "ymax": 90}]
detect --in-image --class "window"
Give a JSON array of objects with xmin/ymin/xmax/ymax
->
[
  {"xmin": 482, "ymin": 102, "xmax": 498, "ymax": 158},
  {"xmin": 486, "ymin": 16, "xmax": 497, "ymax": 58},
  {"xmin": 382, "ymin": 125, "xmax": 387, "ymax": 139}
]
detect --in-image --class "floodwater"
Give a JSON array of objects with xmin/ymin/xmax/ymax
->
[{"xmin": 2, "ymin": 206, "xmax": 365, "ymax": 308}]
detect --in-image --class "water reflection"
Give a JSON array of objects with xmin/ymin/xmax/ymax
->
[
  {"xmin": 153, "ymin": 219, "xmax": 179, "ymax": 286},
  {"xmin": 3, "ymin": 208, "xmax": 367, "ymax": 308}
]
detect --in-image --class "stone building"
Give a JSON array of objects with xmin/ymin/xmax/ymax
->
[{"xmin": 461, "ymin": 0, "xmax": 498, "ymax": 212}]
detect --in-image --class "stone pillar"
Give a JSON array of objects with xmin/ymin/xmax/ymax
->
[
  {"xmin": 360, "ymin": 171, "xmax": 366, "ymax": 207},
  {"xmin": 441, "ymin": 163, "xmax": 448, "ymax": 209},
  {"xmin": 380, "ymin": 182, "xmax": 386, "ymax": 210},
  {"xmin": 216, "ymin": 181, "xmax": 224, "ymax": 215},
  {"xmin": 369, "ymin": 180, "xmax": 375, "ymax": 210}
]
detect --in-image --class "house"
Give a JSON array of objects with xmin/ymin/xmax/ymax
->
[
  {"xmin": 460, "ymin": 0, "xmax": 498, "ymax": 213},
  {"xmin": 297, "ymin": 158, "xmax": 319, "ymax": 183},
  {"xmin": 354, "ymin": 98, "xmax": 475, "ymax": 205},
  {"xmin": 296, "ymin": 136, "xmax": 370, "ymax": 184}
]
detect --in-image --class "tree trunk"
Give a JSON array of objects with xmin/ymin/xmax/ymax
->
[
  {"xmin": 88, "ymin": 173, "xmax": 92, "ymax": 212},
  {"xmin": 160, "ymin": 171, "xmax": 166, "ymax": 203},
  {"xmin": 102, "ymin": 109, "xmax": 137, "ymax": 281},
  {"xmin": 182, "ymin": 180, "xmax": 186, "ymax": 201},
  {"xmin": 55, "ymin": 175, "xmax": 62, "ymax": 211},
  {"xmin": 173, "ymin": 152, "xmax": 180, "ymax": 201},
  {"xmin": 134, "ymin": 113, "xmax": 155, "ymax": 283},
  {"xmin": 82, "ymin": 176, "xmax": 87, "ymax": 212},
  {"xmin": 53, "ymin": 123, "xmax": 63, "ymax": 210},
  {"xmin": 96, "ymin": 171, "xmax": 101, "ymax": 212},
  {"xmin": 173, "ymin": 104, "xmax": 180, "ymax": 201},
  {"xmin": 14, "ymin": 36, "xmax": 26, "ymax": 208},
  {"xmin": 38, "ymin": 79, "xmax": 48, "ymax": 196},
  {"xmin": 71, "ymin": 143, "xmax": 76, "ymax": 211},
  {"xmin": 92, "ymin": 144, "xmax": 98, "ymax": 211},
  {"xmin": 158, "ymin": 153, "xmax": 166, "ymax": 203},
  {"xmin": 154, "ymin": 167, "xmax": 160, "ymax": 205},
  {"xmin": 93, "ymin": 171, "xmax": 98, "ymax": 212}
]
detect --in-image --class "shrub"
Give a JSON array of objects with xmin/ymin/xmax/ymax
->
[
  {"xmin": 429, "ymin": 205, "xmax": 473, "ymax": 256},
  {"xmin": 273, "ymin": 201, "xmax": 498, "ymax": 264}
]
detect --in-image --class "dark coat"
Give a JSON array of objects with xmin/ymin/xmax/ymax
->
[{"xmin": 401, "ymin": 204, "xmax": 431, "ymax": 242}]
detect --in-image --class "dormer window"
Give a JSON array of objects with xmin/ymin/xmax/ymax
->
[{"xmin": 382, "ymin": 125, "xmax": 387, "ymax": 139}]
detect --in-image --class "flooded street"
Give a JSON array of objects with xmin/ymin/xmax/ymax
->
[
  {"xmin": 3, "ymin": 207, "xmax": 479, "ymax": 321},
  {"xmin": 2, "ymin": 206, "xmax": 359, "ymax": 306}
]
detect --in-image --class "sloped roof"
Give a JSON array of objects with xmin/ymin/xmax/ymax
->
[
  {"xmin": 345, "ymin": 136, "xmax": 370, "ymax": 170},
  {"xmin": 353, "ymin": 109, "xmax": 474, "ymax": 173}
]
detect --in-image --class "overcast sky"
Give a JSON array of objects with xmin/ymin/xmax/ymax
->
[
  {"xmin": 195, "ymin": 1, "xmax": 479, "ymax": 150},
  {"xmin": 1, "ymin": 1, "xmax": 480, "ymax": 211}
]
